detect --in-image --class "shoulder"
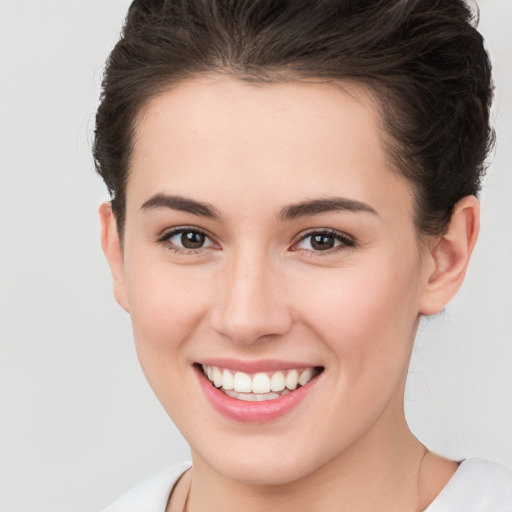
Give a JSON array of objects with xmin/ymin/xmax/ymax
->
[
  {"xmin": 426, "ymin": 458, "xmax": 512, "ymax": 512},
  {"xmin": 102, "ymin": 462, "xmax": 192, "ymax": 512}
]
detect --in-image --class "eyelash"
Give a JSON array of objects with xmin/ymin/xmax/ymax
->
[
  {"xmin": 156, "ymin": 227, "xmax": 216, "ymax": 255},
  {"xmin": 156, "ymin": 227, "xmax": 356, "ymax": 256},
  {"xmin": 292, "ymin": 229, "xmax": 356, "ymax": 256}
]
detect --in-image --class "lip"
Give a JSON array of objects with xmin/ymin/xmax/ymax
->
[{"xmin": 194, "ymin": 363, "xmax": 322, "ymax": 423}]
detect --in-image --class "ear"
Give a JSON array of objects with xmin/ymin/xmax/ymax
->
[
  {"xmin": 419, "ymin": 196, "xmax": 480, "ymax": 316},
  {"xmin": 99, "ymin": 202, "xmax": 130, "ymax": 312}
]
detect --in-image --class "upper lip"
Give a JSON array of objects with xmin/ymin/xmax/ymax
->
[{"xmin": 196, "ymin": 358, "xmax": 322, "ymax": 374}]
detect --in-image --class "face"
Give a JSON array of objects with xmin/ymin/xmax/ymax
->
[{"xmin": 106, "ymin": 77, "xmax": 436, "ymax": 484}]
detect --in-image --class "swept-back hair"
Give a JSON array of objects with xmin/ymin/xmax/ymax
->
[{"xmin": 94, "ymin": 0, "xmax": 493, "ymax": 238}]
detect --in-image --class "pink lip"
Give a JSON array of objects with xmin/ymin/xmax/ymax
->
[
  {"xmin": 194, "ymin": 364, "xmax": 322, "ymax": 423},
  {"xmin": 198, "ymin": 358, "xmax": 318, "ymax": 373}
]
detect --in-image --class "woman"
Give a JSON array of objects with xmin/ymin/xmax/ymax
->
[{"xmin": 95, "ymin": 0, "xmax": 511, "ymax": 510}]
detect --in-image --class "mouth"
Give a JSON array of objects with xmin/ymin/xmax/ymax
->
[{"xmin": 195, "ymin": 362, "xmax": 324, "ymax": 402}]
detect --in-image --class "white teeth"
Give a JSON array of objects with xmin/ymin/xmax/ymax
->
[
  {"xmin": 299, "ymin": 368, "xmax": 314, "ymax": 386},
  {"xmin": 234, "ymin": 372, "xmax": 252, "ymax": 393},
  {"xmin": 222, "ymin": 369, "xmax": 234, "ymax": 390},
  {"xmin": 252, "ymin": 373, "xmax": 271, "ymax": 393},
  {"xmin": 270, "ymin": 371, "xmax": 286, "ymax": 392},
  {"xmin": 213, "ymin": 366, "xmax": 223, "ymax": 388},
  {"xmin": 285, "ymin": 369, "xmax": 299, "ymax": 390},
  {"xmin": 225, "ymin": 390, "xmax": 281, "ymax": 401},
  {"xmin": 201, "ymin": 364, "xmax": 319, "ymax": 399}
]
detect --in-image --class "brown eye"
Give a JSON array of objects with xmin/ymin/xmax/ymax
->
[
  {"xmin": 181, "ymin": 231, "xmax": 206, "ymax": 249},
  {"xmin": 310, "ymin": 234, "xmax": 336, "ymax": 251},
  {"xmin": 162, "ymin": 228, "xmax": 215, "ymax": 252},
  {"xmin": 294, "ymin": 230, "xmax": 355, "ymax": 253}
]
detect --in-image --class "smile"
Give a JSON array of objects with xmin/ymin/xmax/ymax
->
[
  {"xmin": 195, "ymin": 361, "xmax": 323, "ymax": 422},
  {"xmin": 201, "ymin": 364, "xmax": 321, "ymax": 401}
]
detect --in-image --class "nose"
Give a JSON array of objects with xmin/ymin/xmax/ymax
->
[{"xmin": 210, "ymin": 250, "xmax": 293, "ymax": 345}]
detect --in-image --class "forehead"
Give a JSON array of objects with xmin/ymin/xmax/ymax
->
[{"xmin": 128, "ymin": 76, "xmax": 413, "ymax": 219}]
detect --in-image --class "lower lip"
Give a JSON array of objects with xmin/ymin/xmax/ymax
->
[{"xmin": 195, "ymin": 365, "xmax": 320, "ymax": 423}]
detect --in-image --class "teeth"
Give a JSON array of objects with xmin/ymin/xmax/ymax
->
[
  {"xmin": 213, "ymin": 366, "xmax": 223, "ymax": 388},
  {"xmin": 222, "ymin": 369, "xmax": 234, "ymax": 390},
  {"xmin": 285, "ymin": 369, "xmax": 299, "ymax": 390},
  {"xmin": 225, "ymin": 390, "xmax": 281, "ymax": 401},
  {"xmin": 201, "ymin": 364, "xmax": 318, "ymax": 399},
  {"xmin": 234, "ymin": 372, "xmax": 252, "ymax": 393},
  {"xmin": 252, "ymin": 373, "xmax": 271, "ymax": 394},
  {"xmin": 299, "ymin": 368, "xmax": 313, "ymax": 386},
  {"xmin": 270, "ymin": 371, "xmax": 285, "ymax": 392}
]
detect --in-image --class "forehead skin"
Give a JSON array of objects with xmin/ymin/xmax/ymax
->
[{"xmin": 127, "ymin": 76, "xmax": 415, "ymax": 233}]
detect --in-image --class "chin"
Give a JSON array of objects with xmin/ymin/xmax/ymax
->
[
  {"xmin": 193, "ymin": 439, "xmax": 329, "ymax": 486},
  {"xmin": 221, "ymin": 459, "xmax": 316, "ymax": 486}
]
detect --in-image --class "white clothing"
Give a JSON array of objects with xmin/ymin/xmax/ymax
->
[
  {"xmin": 423, "ymin": 458, "xmax": 512, "ymax": 512},
  {"xmin": 103, "ymin": 458, "xmax": 512, "ymax": 512},
  {"xmin": 103, "ymin": 462, "xmax": 191, "ymax": 512}
]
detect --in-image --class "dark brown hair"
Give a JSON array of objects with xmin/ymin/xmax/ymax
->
[{"xmin": 94, "ymin": 0, "xmax": 494, "ymax": 238}]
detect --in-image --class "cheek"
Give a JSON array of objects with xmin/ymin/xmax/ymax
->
[
  {"xmin": 296, "ymin": 251, "xmax": 422, "ymax": 373},
  {"xmin": 285, "ymin": 254, "xmax": 423, "ymax": 448},
  {"xmin": 123, "ymin": 253, "xmax": 212, "ymax": 382}
]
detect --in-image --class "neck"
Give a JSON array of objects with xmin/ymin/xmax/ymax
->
[{"xmin": 185, "ymin": 400, "xmax": 429, "ymax": 512}]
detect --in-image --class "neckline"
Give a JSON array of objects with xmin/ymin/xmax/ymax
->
[{"xmin": 423, "ymin": 458, "xmax": 481, "ymax": 512}]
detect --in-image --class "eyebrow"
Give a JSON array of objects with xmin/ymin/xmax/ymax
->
[
  {"xmin": 140, "ymin": 193, "xmax": 377, "ymax": 221},
  {"xmin": 141, "ymin": 193, "xmax": 221, "ymax": 219},
  {"xmin": 278, "ymin": 197, "xmax": 377, "ymax": 221}
]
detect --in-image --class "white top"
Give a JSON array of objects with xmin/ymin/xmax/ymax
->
[{"xmin": 103, "ymin": 458, "xmax": 512, "ymax": 512}]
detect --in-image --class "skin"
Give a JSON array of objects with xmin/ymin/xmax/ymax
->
[{"xmin": 100, "ymin": 76, "xmax": 479, "ymax": 511}]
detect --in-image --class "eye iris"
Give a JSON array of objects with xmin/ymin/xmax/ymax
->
[
  {"xmin": 311, "ymin": 234, "xmax": 335, "ymax": 250},
  {"xmin": 181, "ymin": 231, "xmax": 205, "ymax": 249}
]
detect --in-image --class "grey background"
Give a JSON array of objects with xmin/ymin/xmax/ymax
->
[{"xmin": 0, "ymin": 1, "xmax": 510, "ymax": 511}]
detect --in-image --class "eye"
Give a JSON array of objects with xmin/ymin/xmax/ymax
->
[
  {"xmin": 292, "ymin": 230, "xmax": 355, "ymax": 253},
  {"xmin": 158, "ymin": 227, "xmax": 216, "ymax": 252}
]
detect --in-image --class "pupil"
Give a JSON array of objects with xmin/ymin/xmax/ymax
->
[
  {"xmin": 311, "ymin": 234, "xmax": 334, "ymax": 250},
  {"xmin": 181, "ymin": 231, "xmax": 205, "ymax": 249}
]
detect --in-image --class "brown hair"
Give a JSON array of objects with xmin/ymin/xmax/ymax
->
[{"xmin": 94, "ymin": 0, "xmax": 494, "ymax": 238}]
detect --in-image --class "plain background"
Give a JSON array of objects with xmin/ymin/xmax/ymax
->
[{"xmin": 0, "ymin": 1, "xmax": 510, "ymax": 511}]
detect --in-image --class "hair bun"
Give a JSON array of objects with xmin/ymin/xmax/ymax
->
[{"xmin": 127, "ymin": 0, "xmax": 169, "ymax": 26}]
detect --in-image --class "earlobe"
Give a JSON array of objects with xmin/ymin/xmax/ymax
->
[
  {"xmin": 419, "ymin": 196, "xmax": 480, "ymax": 316},
  {"xmin": 99, "ymin": 202, "xmax": 130, "ymax": 313}
]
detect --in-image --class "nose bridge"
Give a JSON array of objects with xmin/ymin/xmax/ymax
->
[{"xmin": 210, "ymin": 244, "xmax": 292, "ymax": 344}]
